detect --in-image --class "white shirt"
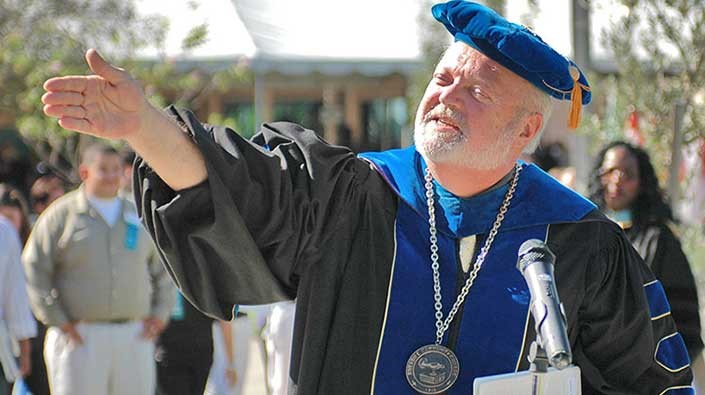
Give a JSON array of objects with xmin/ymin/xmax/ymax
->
[
  {"xmin": 0, "ymin": 216, "xmax": 37, "ymax": 340},
  {"xmin": 87, "ymin": 195, "xmax": 122, "ymax": 227}
]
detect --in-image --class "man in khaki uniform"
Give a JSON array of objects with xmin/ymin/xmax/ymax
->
[{"xmin": 22, "ymin": 144, "xmax": 175, "ymax": 395}]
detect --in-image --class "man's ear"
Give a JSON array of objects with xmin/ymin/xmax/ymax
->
[
  {"xmin": 519, "ymin": 112, "xmax": 543, "ymax": 143},
  {"xmin": 78, "ymin": 164, "xmax": 89, "ymax": 182}
]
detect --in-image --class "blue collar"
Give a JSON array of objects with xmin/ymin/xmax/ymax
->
[{"xmin": 359, "ymin": 146, "xmax": 596, "ymax": 237}]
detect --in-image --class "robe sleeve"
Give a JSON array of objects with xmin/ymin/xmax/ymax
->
[
  {"xmin": 647, "ymin": 224, "xmax": 704, "ymax": 360},
  {"xmin": 574, "ymin": 222, "xmax": 694, "ymax": 394},
  {"xmin": 133, "ymin": 106, "xmax": 366, "ymax": 320}
]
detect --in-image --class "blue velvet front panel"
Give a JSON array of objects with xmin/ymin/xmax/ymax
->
[
  {"xmin": 372, "ymin": 203, "xmax": 549, "ymax": 394},
  {"xmin": 359, "ymin": 148, "xmax": 596, "ymax": 236},
  {"xmin": 361, "ymin": 147, "xmax": 595, "ymax": 393}
]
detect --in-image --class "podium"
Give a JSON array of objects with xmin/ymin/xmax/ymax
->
[
  {"xmin": 474, "ymin": 366, "xmax": 581, "ymax": 395},
  {"xmin": 473, "ymin": 340, "xmax": 581, "ymax": 395}
]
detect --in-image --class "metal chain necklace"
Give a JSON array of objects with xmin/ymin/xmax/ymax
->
[{"xmin": 405, "ymin": 163, "xmax": 522, "ymax": 394}]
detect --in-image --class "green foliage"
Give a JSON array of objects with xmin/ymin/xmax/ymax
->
[
  {"xmin": 181, "ymin": 1, "xmax": 209, "ymax": 52},
  {"xmin": 182, "ymin": 24, "xmax": 209, "ymax": 51},
  {"xmin": 0, "ymin": 0, "xmax": 168, "ymax": 181},
  {"xmin": 683, "ymin": 225, "xmax": 705, "ymax": 276},
  {"xmin": 0, "ymin": 0, "xmax": 252, "ymax": 181},
  {"xmin": 587, "ymin": 0, "xmax": 705, "ymax": 172},
  {"xmin": 129, "ymin": 59, "xmax": 253, "ymax": 118},
  {"xmin": 589, "ymin": 0, "xmax": 705, "ymax": 268}
]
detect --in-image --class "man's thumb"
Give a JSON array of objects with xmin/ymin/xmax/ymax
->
[{"xmin": 85, "ymin": 48, "xmax": 127, "ymax": 83}]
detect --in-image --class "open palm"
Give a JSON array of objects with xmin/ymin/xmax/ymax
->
[{"xmin": 42, "ymin": 49, "xmax": 149, "ymax": 140}]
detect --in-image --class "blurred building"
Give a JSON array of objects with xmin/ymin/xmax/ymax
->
[
  {"xmin": 138, "ymin": 0, "xmax": 423, "ymax": 152},
  {"xmin": 175, "ymin": 55, "xmax": 416, "ymax": 153}
]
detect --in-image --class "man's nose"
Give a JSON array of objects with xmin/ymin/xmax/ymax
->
[{"xmin": 438, "ymin": 81, "xmax": 464, "ymax": 109}]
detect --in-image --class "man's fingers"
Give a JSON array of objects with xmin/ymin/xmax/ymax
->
[
  {"xmin": 43, "ymin": 76, "xmax": 88, "ymax": 93},
  {"xmin": 44, "ymin": 105, "xmax": 86, "ymax": 119},
  {"xmin": 44, "ymin": 105, "xmax": 86, "ymax": 118},
  {"xmin": 58, "ymin": 117, "xmax": 93, "ymax": 134},
  {"xmin": 85, "ymin": 48, "xmax": 127, "ymax": 83},
  {"xmin": 42, "ymin": 91, "xmax": 84, "ymax": 106}
]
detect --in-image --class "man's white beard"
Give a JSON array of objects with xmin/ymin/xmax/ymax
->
[{"xmin": 414, "ymin": 113, "xmax": 519, "ymax": 171}]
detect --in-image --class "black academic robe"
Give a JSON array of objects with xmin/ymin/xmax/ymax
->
[
  {"xmin": 134, "ymin": 107, "xmax": 693, "ymax": 394},
  {"xmin": 626, "ymin": 222, "xmax": 704, "ymax": 360}
]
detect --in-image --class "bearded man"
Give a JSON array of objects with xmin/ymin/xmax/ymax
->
[{"xmin": 41, "ymin": 2, "xmax": 693, "ymax": 393}]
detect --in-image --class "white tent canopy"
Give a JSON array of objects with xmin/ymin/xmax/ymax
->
[
  {"xmin": 135, "ymin": 0, "xmax": 649, "ymax": 67},
  {"xmin": 136, "ymin": 0, "xmax": 256, "ymax": 59},
  {"xmin": 136, "ymin": 0, "xmax": 423, "ymax": 75},
  {"xmin": 232, "ymin": 0, "xmax": 421, "ymax": 60}
]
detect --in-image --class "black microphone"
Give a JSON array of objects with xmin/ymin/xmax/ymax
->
[{"xmin": 516, "ymin": 239, "xmax": 572, "ymax": 369}]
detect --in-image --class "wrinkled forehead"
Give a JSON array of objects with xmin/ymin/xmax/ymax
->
[{"xmin": 437, "ymin": 42, "xmax": 532, "ymax": 91}]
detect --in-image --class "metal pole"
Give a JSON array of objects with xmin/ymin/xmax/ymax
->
[
  {"xmin": 667, "ymin": 100, "xmax": 686, "ymax": 203},
  {"xmin": 254, "ymin": 72, "xmax": 264, "ymax": 131},
  {"xmin": 571, "ymin": 0, "xmax": 592, "ymax": 194}
]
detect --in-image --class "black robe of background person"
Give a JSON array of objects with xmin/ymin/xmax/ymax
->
[
  {"xmin": 155, "ymin": 295, "xmax": 214, "ymax": 395},
  {"xmin": 626, "ymin": 221, "xmax": 704, "ymax": 359},
  {"xmin": 133, "ymin": 107, "xmax": 693, "ymax": 394}
]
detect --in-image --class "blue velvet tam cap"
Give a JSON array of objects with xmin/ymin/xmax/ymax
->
[{"xmin": 432, "ymin": 0, "xmax": 591, "ymax": 128}]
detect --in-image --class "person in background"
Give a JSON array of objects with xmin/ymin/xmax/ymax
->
[
  {"xmin": 122, "ymin": 144, "xmax": 219, "ymax": 394},
  {"xmin": 0, "ymin": 185, "xmax": 31, "ymax": 244},
  {"xmin": 22, "ymin": 143, "xmax": 175, "ymax": 395},
  {"xmin": 589, "ymin": 140, "xmax": 705, "ymax": 387},
  {"xmin": 529, "ymin": 142, "xmax": 577, "ymax": 191},
  {"xmin": 28, "ymin": 174, "xmax": 66, "ymax": 224},
  {"xmin": 261, "ymin": 301, "xmax": 295, "ymax": 395},
  {"xmin": 121, "ymin": 145, "xmax": 219, "ymax": 395},
  {"xmin": 530, "ymin": 142, "xmax": 569, "ymax": 172},
  {"xmin": 155, "ymin": 292, "xmax": 215, "ymax": 395},
  {"xmin": 118, "ymin": 148, "xmax": 135, "ymax": 201},
  {"xmin": 25, "ymin": 175, "xmax": 65, "ymax": 395},
  {"xmin": 218, "ymin": 320, "xmax": 240, "ymax": 393},
  {"xmin": 205, "ymin": 317, "xmax": 248, "ymax": 395},
  {"xmin": 548, "ymin": 166, "xmax": 577, "ymax": 191},
  {"xmin": 0, "ymin": 184, "xmax": 37, "ymax": 395}
]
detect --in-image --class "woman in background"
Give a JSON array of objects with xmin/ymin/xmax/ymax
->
[
  {"xmin": 0, "ymin": 184, "xmax": 31, "ymax": 244},
  {"xmin": 589, "ymin": 141, "xmax": 705, "ymax": 380},
  {"xmin": 0, "ymin": 184, "xmax": 37, "ymax": 394}
]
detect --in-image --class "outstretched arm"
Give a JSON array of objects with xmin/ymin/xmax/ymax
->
[{"xmin": 42, "ymin": 48, "xmax": 206, "ymax": 191}]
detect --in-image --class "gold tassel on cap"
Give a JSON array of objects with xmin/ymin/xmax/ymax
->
[{"xmin": 568, "ymin": 65, "xmax": 583, "ymax": 129}]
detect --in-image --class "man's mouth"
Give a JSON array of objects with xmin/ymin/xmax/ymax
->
[{"xmin": 430, "ymin": 116, "xmax": 460, "ymax": 132}]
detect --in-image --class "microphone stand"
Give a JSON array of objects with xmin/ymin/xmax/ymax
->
[
  {"xmin": 473, "ymin": 240, "xmax": 581, "ymax": 394},
  {"xmin": 529, "ymin": 339, "xmax": 549, "ymax": 373},
  {"xmin": 473, "ymin": 334, "xmax": 581, "ymax": 395},
  {"xmin": 528, "ymin": 338, "xmax": 550, "ymax": 395}
]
